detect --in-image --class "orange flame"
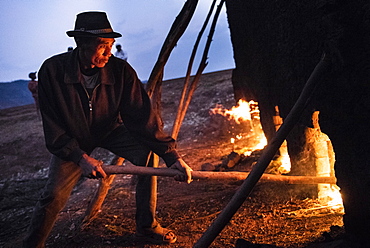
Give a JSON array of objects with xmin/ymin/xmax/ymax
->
[
  {"xmin": 210, "ymin": 99, "xmax": 260, "ymax": 124},
  {"xmin": 210, "ymin": 100, "xmax": 289, "ymax": 175},
  {"xmin": 210, "ymin": 99, "xmax": 267, "ymax": 156}
]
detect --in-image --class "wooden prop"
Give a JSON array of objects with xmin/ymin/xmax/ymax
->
[
  {"xmin": 102, "ymin": 165, "xmax": 336, "ymax": 184},
  {"xmin": 145, "ymin": 0, "xmax": 199, "ymax": 98},
  {"xmin": 172, "ymin": 0, "xmax": 219, "ymax": 139},
  {"xmin": 80, "ymin": 156, "xmax": 124, "ymax": 228}
]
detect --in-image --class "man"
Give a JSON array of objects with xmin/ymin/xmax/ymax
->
[
  {"xmin": 115, "ymin": 44, "xmax": 128, "ymax": 61},
  {"xmin": 27, "ymin": 72, "xmax": 40, "ymax": 118},
  {"xmin": 23, "ymin": 11, "xmax": 192, "ymax": 247}
]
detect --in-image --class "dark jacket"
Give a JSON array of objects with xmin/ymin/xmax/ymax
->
[{"xmin": 38, "ymin": 49, "xmax": 179, "ymax": 166}]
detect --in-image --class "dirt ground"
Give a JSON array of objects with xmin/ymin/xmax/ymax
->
[{"xmin": 0, "ymin": 69, "xmax": 344, "ymax": 248}]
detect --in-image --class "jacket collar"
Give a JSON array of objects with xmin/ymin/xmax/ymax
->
[{"xmin": 64, "ymin": 48, "xmax": 115, "ymax": 85}]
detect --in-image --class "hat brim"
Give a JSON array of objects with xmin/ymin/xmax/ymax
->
[{"xmin": 66, "ymin": 30, "xmax": 122, "ymax": 38}]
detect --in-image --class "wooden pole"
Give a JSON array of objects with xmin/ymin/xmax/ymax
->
[
  {"xmin": 146, "ymin": 0, "xmax": 199, "ymax": 98},
  {"xmin": 172, "ymin": 0, "xmax": 225, "ymax": 139},
  {"xmin": 102, "ymin": 165, "xmax": 336, "ymax": 184},
  {"xmin": 194, "ymin": 54, "xmax": 332, "ymax": 248},
  {"xmin": 172, "ymin": 0, "xmax": 218, "ymax": 139},
  {"xmin": 81, "ymin": 156, "xmax": 125, "ymax": 228}
]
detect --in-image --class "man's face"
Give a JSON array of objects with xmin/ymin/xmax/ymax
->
[{"xmin": 81, "ymin": 37, "xmax": 115, "ymax": 69}]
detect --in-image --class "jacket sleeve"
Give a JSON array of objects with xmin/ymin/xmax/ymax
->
[
  {"xmin": 119, "ymin": 65, "xmax": 180, "ymax": 166},
  {"xmin": 38, "ymin": 59, "xmax": 85, "ymax": 163}
]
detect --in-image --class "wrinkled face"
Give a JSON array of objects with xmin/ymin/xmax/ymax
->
[{"xmin": 80, "ymin": 37, "xmax": 115, "ymax": 69}]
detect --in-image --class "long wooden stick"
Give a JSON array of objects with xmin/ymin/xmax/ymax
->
[
  {"xmin": 102, "ymin": 165, "xmax": 336, "ymax": 184},
  {"xmin": 81, "ymin": 157, "xmax": 124, "ymax": 226},
  {"xmin": 172, "ymin": 0, "xmax": 218, "ymax": 139},
  {"xmin": 146, "ymin": 0, "xmax": 199, "ymax": 98},
  {"xmin": 194, "ymin": 54, "xmax": 332, "ymax": 248},
  {"xmin": 172, "ymin": 0, "xmax": 225, "ymax": 139}
]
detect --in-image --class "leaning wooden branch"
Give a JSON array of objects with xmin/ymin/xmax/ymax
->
[
  {"xmin": 172, "ymin": 0, "xmax": 218, "ymax": 139},
  {"xmin": 146, "ymin": 0, "xmax": 199, "ymax": 98},
  {"xmin": 81, "ymin": 156, "xmax": 125, "ymax": 229},
  {"xmin": 172, "ymin": 0, "xmax": 225, "ymax": 139},
  {"xmin": 102, "ymin": 165, "xmax": 336, "ymax": 184}
]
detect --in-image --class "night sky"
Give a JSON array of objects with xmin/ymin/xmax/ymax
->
[{"xmin": 0, "ymin": 0, "xmax": 234, "ymax": 82}]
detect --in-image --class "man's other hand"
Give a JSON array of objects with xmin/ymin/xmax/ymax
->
[
  {"xmin": 170, "ymin": 158, "xmax": 193, "ymax": 184},
  {"xmin": 78, "ymin": 153, "xmax": 107, "ymax": 179}
]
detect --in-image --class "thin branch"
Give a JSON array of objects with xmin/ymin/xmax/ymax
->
[
  {"xmin": 172, "ymin": 0, "xmax": 218, "ymax": 138},
  {"xmin": 172, "ymin": 0, "xmax": 226, "ymax": 139},
  {"xmin": 145, "ymin": 0, "xmax": 199, "ymax": 98}
]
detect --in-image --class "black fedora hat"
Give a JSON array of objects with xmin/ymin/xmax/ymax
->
[{"xmin": 66, "ymin": 11, "xmax": 122, "ymax": 38}]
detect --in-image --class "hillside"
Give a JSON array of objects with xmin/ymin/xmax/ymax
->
[
  {"xmin": 0, "ymin": 70, "xmax": 343, "ymax": 248},
  {"xmin": 0, "ymin": 80, "xmax": 34, "ymax": 109}
]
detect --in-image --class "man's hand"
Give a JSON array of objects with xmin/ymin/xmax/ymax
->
[
  {"xmin": 169, "ymin": 158, "xmax": 193, "ymax": 184},
  {"xmin": 78, "ymin": 153, "xmax": 107, "ymax": 179}
]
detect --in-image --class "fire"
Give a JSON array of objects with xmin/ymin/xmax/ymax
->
[
  {"xmin": 273, "ymin": 105, "xmax": 291, "ymax": 174},
  {"xmin": 210, "ymin": 99, "xmax": 259, "ymax": 124},
  {"xmin": 317, "ymin": 181, "xmax": 343, "ymax": 210},
  {"xmin": 210, "ymin": 99, "xmax": 268, "ymax": 157},
  {"xmin": 210, "ymin": 100, "xmax": 343, "ymax": 210},
  {"xmin": 277, "ymin": 151, "xmax": 291, "ymax": 174},
  {"xmin": 210, "ymin": 100, "xmax": 292, "ymax": 173},
  {"xmin": 324, "ymin": 185, "xmax": 344, "ymax": 210}
]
